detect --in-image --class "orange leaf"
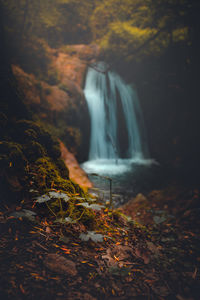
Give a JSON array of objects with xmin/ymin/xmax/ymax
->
[
  {"xmin": 114, "ymin": 255, "xmax": 119, "ymax": 261},
  {"xmin": 19, "ymin": 284, "xmax": 25, "ymax": 294},
  {"xmin": 16, "ymin": 206, "xmax": 22, "ymax": 211}
]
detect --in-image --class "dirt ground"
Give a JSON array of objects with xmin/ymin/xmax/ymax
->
[{"xmin": 0, "ymin": 184, "xmax": 200, "ymax": 300}]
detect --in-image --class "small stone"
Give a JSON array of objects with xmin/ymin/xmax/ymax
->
[{"xmin": 44, "ymin": 253, "xmax": 77, "ymax": 276}]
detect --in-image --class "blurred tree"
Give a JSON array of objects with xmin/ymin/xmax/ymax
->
[
  {"xmin": 1, "ymin": 0, "xmax": 97, "ymax": 46},
  {"xmin": 1, "ymin": 0, "xmax": 199, "ymax": 68},
  {"xmin": 90, "ymin": 0, "xmax": 199, "ymax": 65}
]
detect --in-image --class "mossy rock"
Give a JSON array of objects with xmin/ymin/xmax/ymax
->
[
  {"xmin": 24, "ymin": 129, "xmax": 38, "ymax": 141},
  {"xmin": 15, "ymin": 119, "xmax": 45, "ymax": 136},
  {"xmin": 0, "ymin": 115, "xmax": 83, "ymax": 204},
  {"xmin": 14, "ymin": 120, "xmax": 61, "ymax": 159},
  {"xmin": 23, "ymin": 141, "xmax": 46, "ymax": 162},
  {"xmin": 14, "ymin": 120, "xmax": 44, "ymax": 142},
  {"xmin": 80, "ymin": 207, "xmax": 96, "ymax": 228},
  {"xmin": 55, "ymin": 158, "xmax": 69, "ymax": 179},
  {"xmin": 0, "ymin": 141, "xmax": 27, "ymax": 170},
  {"xmin": 32, "ymin": 157, "xmax": 78, "ymax": 194},
  {"xmin": 42, "ymin": 136, "xmax": 61, "ymax": 160},
  {"xmin": 0, "ymin": 141, "xmax": 28, "ymax": 201}
]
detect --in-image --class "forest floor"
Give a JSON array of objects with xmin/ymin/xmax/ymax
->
[{"xmin": 0, "ymin": 183, "xmax": 200, "ymax": 300}]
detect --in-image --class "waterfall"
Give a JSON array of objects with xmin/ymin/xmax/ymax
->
[{"xmin": 82, "ymin": 62, "xmax": 150, "ymax": 175}]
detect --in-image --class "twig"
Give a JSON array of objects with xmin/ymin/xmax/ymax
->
[
  {"xmin": 45, "ymin": 202, "xmax": 57, "ymax": 217},
  {"xmin": 33, "ymin": 241, "xmax": 48, "ymax": 251}
]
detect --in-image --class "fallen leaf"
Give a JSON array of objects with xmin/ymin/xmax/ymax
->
[
  {"xmin": 46, "ymin": 226, "xmax": 51, "ymax": 234},
  {"xmin": 79, "ymin": 231, "xmax": 104, "ymax": 243},
  {"xmin": 19, "ymin": 284, "xmax": 26, "ymax": 294}
]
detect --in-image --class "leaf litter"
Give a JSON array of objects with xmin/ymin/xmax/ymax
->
[{"xmin": 1, "ymin": 185, "xmax": 200, "ymax": 299}]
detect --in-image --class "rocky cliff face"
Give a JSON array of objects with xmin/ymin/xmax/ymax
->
[
  {"xmin": 12, "ymin": 44, "xmax": 100, "ymax": 189},
  {"xmin": 13, "ymin": 44, "xmax": 100, "ymax": 158}
]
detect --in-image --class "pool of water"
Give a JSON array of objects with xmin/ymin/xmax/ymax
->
[{"xmin": 81, "ymin": 159, "xmax": 164, "ymax": 207}]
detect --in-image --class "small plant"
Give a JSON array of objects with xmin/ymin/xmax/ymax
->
[
  {"xmin": 35, "ymin": 189, "xmax": 104, "ymax": 225},
  {"xmin": 77, "ymin": 202, "xmax": 105, "ymax": 211},
  {"xmin": 35, "ymin": 190, "xmax": 70, "ymax": 219}
]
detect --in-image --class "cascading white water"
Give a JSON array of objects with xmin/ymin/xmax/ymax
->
[{"xmin": 82, "ymin": 62, "xmax": 151, "ymax": 175}]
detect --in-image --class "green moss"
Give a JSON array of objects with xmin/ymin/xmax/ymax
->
[
  {"xmin": 15, "ymin": 120, "xmax": 45, "ymax": 140},
  {"xmin": 24, "ymin": 129, "xmax": 38, "ymax": 141},
  {"xmin": 32, "ymin": 157, "xmax": 76, "ymax": 194},
  {"xmin": 80, "ymin": 207, "xmax": 96, "ymax": 228},
  {"xmin": 0, "ymin": 141, "xmax": 28, "ymax": 200},
  {"xmin": 56, "ymin": 158, "xmax": 69, "ymax": 179},
  {"xmin": 23, "ymin": 141, "xmax": 46, "ymax": 162},
  {"xmin": 45, "ymin": 138, "xmax": 61, "ymax": 160},
  {"xmin": 55, "ymin": 197, "xmax": 97, "ymax": 228},
  {"xmin": 0, "ymin": 141, "xmax": 27, "ymax": 170},
  {"xmin": 14, "ymin": 120, "xmax": 61, "ymax": 159},
  {"xmin": 0, "ymin": 113, "xmax": 85, "ymax": 205}
]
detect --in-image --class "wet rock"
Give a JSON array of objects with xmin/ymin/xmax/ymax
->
[
  {"xmin": 60, "ymin": 141, "xmax": 92, "ymax": 189},
  {"xmin": 44, "ymin": 253, "xmax": 77, "ymax": 276},
  {"xmin": 134, "ymin": 193, "xmax": 148, "ymax": 203},
  {"xmin": 120, "ymin": 193, "xmax": 149, "ymax": 220}
]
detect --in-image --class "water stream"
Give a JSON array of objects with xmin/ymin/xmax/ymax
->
[{"xmin": 81, "ymin": 63, "xmax": 158, "ymax": 205}]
